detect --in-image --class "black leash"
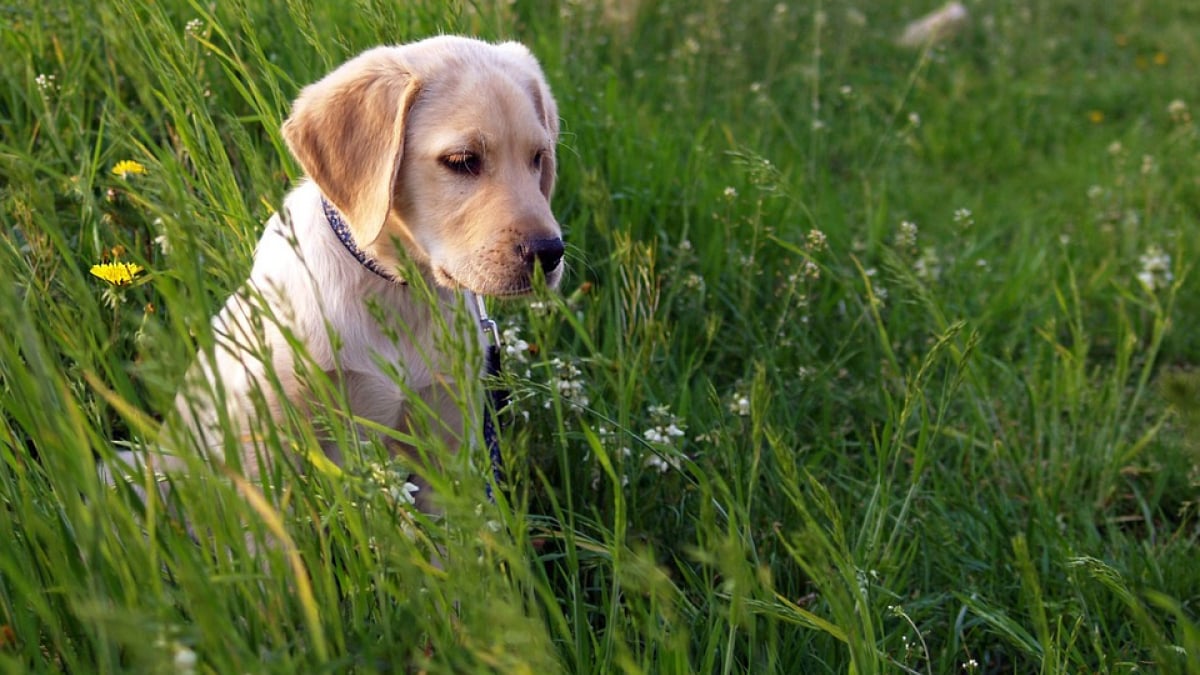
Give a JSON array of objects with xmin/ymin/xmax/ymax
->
[{"xmin": 474, "ymin": 295, "xmax": 508, "ymax": 502}]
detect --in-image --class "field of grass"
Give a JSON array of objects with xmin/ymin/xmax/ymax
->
[{"xmin": 2, "ymin": 0, "xmax": 1198, "ymax": 672}]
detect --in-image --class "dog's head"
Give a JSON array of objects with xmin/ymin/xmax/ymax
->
[{"xmin": 282, "ymin": 36, "xmax": 563, "ymax": 295}]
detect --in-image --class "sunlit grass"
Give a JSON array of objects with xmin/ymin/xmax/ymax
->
[{"xmin": 2, "ymin": 0, "xmax": 1198, "ymax": 672}]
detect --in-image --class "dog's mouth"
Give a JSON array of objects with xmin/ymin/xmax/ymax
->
[
  {"xmin": 434, "ymin": 266, "xmax": 537, "ymax": 297},
  {"xmin": 435, "ymin": 239, "xmax": 564, "ymax": 296}
]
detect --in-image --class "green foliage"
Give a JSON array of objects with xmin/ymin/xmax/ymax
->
[{"xmin": 2, "ymin": 0, "xmax": 1197, "ymax": 672}]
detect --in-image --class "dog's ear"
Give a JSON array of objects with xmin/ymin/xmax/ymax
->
[
  {"xmin": 282, "ymin": 48, "xmax": 421, "ymax": 247},
  {"xmin": 497, "ymin": 42, "xmax": 560, "ymax": 202}
]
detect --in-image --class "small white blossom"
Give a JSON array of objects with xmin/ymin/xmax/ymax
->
[
  {"xmin": 729, "ymin": 395, "xmax": 751, "ymax": 417},
  {"xmin": 723, "ymin": 186, "xmax": 738, "ymax": 200},
  {"xmin": 154, "ymin": 232, "xmax": 172, "ymax": 256},
  {"xmin": 895, "ymin": 220, "xmax": 918, "ymax": 248},
  {"xmin": 1136, "ymin": 244, "xmax": 1174, "ymax": 292},
  {"xmin": 802, "ymin": 259, "xmax": 820, "ymax": 280},
  {"xmin": 914, "ymin": 247, "xmax": 942, "ymax": 281},
  {"xmin": 173, "ymin": 645, "xmax": 197, "ymax": 673},
  {"xmin": 806, "ymin": 228, "xmax": 828, "ymax": 251},
  {"xmin": 1167, "ymin": 99, "xmax": 1191, "ymax": 124},
  {"xmin": 643, "ymin": 404, "xmax": 686, "ymax": 448},
  {"xmin": 546, "ymin": 357, "xmax": 588, "ymax": 408},
  {"xmin": 184, "ymin": 18, "xmax": 204, "ymax": 37},
  {"xmin": 644, "ymin": 452, "xmax": 682, "ymax": 473},
  {"xmin": 35, "ymin": 73, "xmax": 58, "ymax": 96},
  {"xmin": 502, "ymin": 325, "xmax": 530, "ymax": 362},
  {"xmin": 392, "ymin": 481, "xmax": 420, "ymax": 506}
]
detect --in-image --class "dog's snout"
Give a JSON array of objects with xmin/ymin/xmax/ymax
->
[{"xmin": 521, "ymin": 237, "xmax": 565, "ymax": 274}]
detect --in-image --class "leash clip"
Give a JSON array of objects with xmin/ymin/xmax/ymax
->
[{"xmin": 472, "ymin": 292, "xmax": 502, "ymax": 348}]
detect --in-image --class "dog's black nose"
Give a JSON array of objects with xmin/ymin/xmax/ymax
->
[{"xmin": 521, "ymin": 237, "xmax": 565, "ymax": 274}]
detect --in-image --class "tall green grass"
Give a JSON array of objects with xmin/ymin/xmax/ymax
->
[{"xmin": 2, "ymin": 0, "xmax": 1197, "ymax": 672}]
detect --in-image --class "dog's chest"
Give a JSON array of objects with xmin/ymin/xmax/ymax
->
[{"xmin": 323, "ymin": 289, "xmax": 470, "ymax": 429}]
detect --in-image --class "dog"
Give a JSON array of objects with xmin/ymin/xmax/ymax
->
[{"xmin": 109, "ymin": 36, "xmax": 563, "ymax": 512}]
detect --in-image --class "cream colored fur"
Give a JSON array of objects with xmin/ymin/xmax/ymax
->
[{"xmin": 108, "ymin": 36, "xmax": 562, "ymax": 506}]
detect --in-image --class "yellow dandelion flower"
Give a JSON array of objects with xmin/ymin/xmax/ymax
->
[
  {"xmin": 111, "ymin": 160, "xmax": 148, "ymax": 178},
  {"xmin": 1154, "ymin": 51, "xmax": 1168, "ymax": 66},
  {"xmin": 90, "ymin": 262, "xmax": 145, "ymax": 286},
  {"xmin": 1088, "ymin": 110, "xmax": 1105, "ymax": 124}
]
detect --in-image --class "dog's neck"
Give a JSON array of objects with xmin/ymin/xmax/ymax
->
[{"xmin": 321, "ymin": 197, "xmax": 406, "ymax": 284}]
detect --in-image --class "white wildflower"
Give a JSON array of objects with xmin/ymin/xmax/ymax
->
[
  {"xmin": 502, "ymin": 325, "xmax": 530, "ymax": 362},
  {"xmin": 546, "ymin": 357, "xmax": 588, "ymax": 408},
  {"xmin": 644, "ymin": 405, "xmax": 686, "ymax": 446},
  {"xmin": 914, "ymin": 247, "xmax": 942, "ymax": 281},
  {"xmin": 644, "ymin": 452, "xmax": 682, "ymax": 473},
  {"xmin": 1167, "ymin": 99, "xmax": 1190, "ymax": 124},
  {"xmin": 391, "ymin": 481, "xmax": 420, "ymax": 506},
  {"xmin": 729, "ymin": 395, "xmax": 751, "ymax": 417},
  {"xmin": 154, "ymin": 232, "xmax": 172, "ymax": 256},
  {"xmin": 895, "ymin": 220, "xmax": 918, "ymax": 248},
  {"xmin": 1136, "ymin": 244, "xmax": 1174, "ymax": 292},
  {"xmin": 184, "ymin": 18, "xmax": 204, "ymax": 37},
  {"xmin": 723, "ymin": 186, "xmax": 738, "ymax": 200},
  {"xmin": 173, "ymin": 644, "xmax": 197, "ymax": 673},
  {"xmin": 806, "ymin": 228, "xmax": 828, "ymax": 251},
  {"xmin": 802, "ymin": 259, "xmax": 820, "ymax": 280},
  {"xmin": 35, "ymin": 73, "xmax": 58, "ymax": 96}
]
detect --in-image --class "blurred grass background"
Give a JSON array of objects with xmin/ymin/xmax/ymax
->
[{"xmin": 1, "ymin": 0, "xmax": 1197, "ymax": 672}]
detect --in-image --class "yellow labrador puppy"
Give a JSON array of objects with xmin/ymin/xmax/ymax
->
[{"xmin": 113, "ymin": 36, "xmax": 562, "ymax": 507}]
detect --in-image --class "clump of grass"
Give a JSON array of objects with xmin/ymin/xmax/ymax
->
[{"xmin": 2, "ymin": 0, "xmax": 1198, "ymax": 673}]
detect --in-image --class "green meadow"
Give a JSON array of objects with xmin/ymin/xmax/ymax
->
[{"xmin": 1, "ymin": 0, "xmax": 1197, "ymax": 672}]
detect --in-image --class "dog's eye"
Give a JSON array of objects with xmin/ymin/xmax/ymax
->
[
  {"xmin": 531, "ymin": 150, "xmax": 544, "ymax": 171},
  {"xmin": 440, "ymin": 152, "xmax": 481, "ymax": 176}
]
